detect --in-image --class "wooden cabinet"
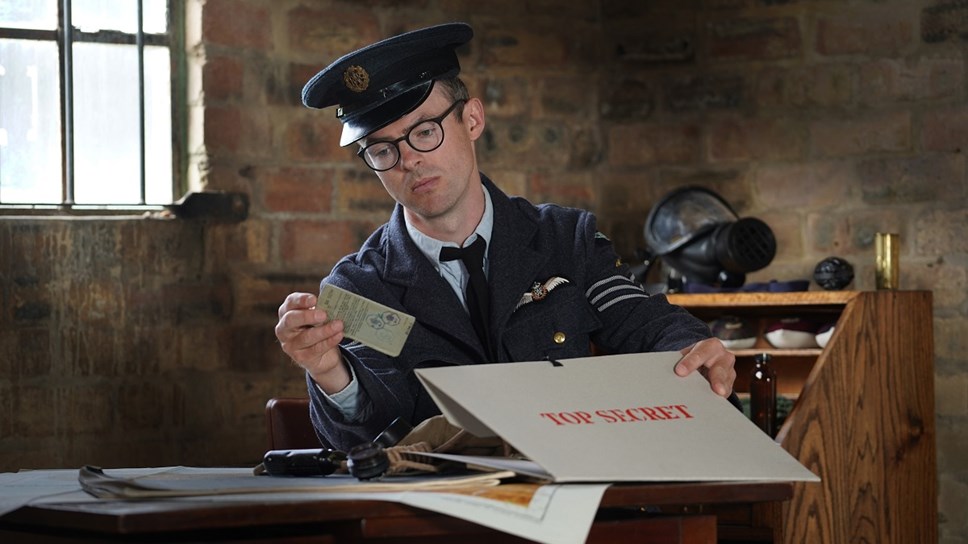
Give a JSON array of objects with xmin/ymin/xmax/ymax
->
[{"xmin": 667, "ymin": 290, "xmax": 936, "ymax": 544}]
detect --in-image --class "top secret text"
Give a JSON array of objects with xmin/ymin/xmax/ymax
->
[{"xmin": 539, "ymin": 404, "xmax": 694, "ymax": 426}]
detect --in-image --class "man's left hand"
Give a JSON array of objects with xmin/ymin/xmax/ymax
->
[{"xmin": 675, "ymin": 337, "xmax": 736, "ymax": 397}]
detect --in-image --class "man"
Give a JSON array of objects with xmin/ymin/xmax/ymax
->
[{"xmin": 275, "ymin": 22, "xmax": 736, "ymax": 450}]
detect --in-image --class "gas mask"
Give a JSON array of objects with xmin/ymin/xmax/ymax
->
[{"xmin": 643, "ymin": 186, "xmax": 776, "ymax": 290}]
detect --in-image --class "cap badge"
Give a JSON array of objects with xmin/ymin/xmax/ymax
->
[{"xmin": 342, "ymin": 65, "xmax": 369, "ymax": 93}]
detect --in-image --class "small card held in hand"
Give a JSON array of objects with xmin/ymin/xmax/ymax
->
[{"xmin": 317, "ymin": 284, "xmax": 415, "ymax": 357}]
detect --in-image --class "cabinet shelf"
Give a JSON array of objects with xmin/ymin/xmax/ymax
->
[
  {"xmin": 668, "ymin": 290, "xmax": 857, "ymax": 308},
  {"xmin": 667, "ymin": 290, "xmax": 936, "ymax": 544},
  {"xmin": 729, "ymin": 348, "xmax": 823, "ymax": 358}
]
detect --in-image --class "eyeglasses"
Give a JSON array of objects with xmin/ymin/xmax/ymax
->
[{"xmin": 357, "ymin": 100, "xmax": 466, "ymax": 172}]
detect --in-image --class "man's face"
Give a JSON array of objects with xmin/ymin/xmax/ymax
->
[{"xmin": 359, "ymin": 86, "xmax": 484, "ymax": 224}]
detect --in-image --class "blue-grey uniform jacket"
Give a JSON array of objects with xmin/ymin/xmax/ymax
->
[{"xmin": 308, "ymin": 175, "xmax": 711, "ymax": 450}]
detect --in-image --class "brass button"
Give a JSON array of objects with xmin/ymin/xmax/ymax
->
[{"xmin": 553, "ymin": 332, "xmax": 566, "ymax": 344}]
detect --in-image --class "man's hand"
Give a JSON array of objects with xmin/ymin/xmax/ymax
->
[
  {"xmin": 674, "ymin": 337, "xmax": 736, "ymax": 397},
  {"xmin": 275, "ymin": 292, "xmax": 351, "ymax": 394}
]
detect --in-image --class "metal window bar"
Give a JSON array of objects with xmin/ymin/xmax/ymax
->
[
  {"xmin": 137, "ymin": 0, "xmax": 146, "ymax": 205},
  {"xmin": 61, "ymin": 0, "xmax": 75, "ymax": 205},
  {"xmin": 0, "ymin": 0, "xmax": 170, "ymax": 211}
]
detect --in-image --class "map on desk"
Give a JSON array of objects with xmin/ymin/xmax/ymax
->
[{"xmin": 415, "ymin": 351, "xmax": 820, "ymax": 483}]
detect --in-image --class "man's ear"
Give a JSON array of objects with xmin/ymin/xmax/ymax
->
[{"xmin": 463, "ymin": 98, "xmax": 486, "ymax": 141}]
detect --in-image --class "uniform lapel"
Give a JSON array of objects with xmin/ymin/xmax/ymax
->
[
  {"xmin": 380, "ymin": 177, "xmax": 549, "ymax": 363},
  {"xmin": 482, "ymin": 178, "xmax": 547, "ymax": 342},
  {"xmin": 381, "ymin": 204, "xmax": 484, "ymax": 356}
]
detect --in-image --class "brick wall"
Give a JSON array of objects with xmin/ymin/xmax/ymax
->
[{"xmin": 0, "ymin": 0, "xmax": 965, "ymax": 541}]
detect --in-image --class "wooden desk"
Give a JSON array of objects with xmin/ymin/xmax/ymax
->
[{"xmin": 0, "ymin": 480, "xmax": 791, "ymax": 543}]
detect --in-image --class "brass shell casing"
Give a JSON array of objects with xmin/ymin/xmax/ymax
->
[{"xmin": 875, "ymin": 232, "xmax": 900, "ymax": 290}]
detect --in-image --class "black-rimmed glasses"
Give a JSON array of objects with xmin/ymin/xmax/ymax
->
[{"xmin": 357, "ymin": 100, "xmax": 466, "ymax": 172}]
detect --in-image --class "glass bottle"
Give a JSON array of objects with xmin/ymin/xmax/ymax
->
[{"xmin": 750, "ymin": 353, "xmax": 777, "ymax": 437}]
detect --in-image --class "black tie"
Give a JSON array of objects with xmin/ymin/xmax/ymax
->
[{"xmin": 439, "ymin": 237, "xmax": 493, "ymax": 360}]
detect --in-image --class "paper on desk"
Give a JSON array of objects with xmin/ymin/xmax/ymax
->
[
  {"xmin": 0, "ymin": 467, "xmax": 179, "ymax": 517},
  {"xmin": 167, "ymin": 483, "xmax": 605, "ymax": 544},
  {"xmin": 0, "ymin": 467, "xmax": 604, "ymax": 544},
  {"xmin": 0, "ymin": 469, "xmax": 88, "ymax": 517},
  {"xmin": 78, "ymin": 465, "xmax": 514, "ymax": 499},
  {"xmin": 407, "ymin": 453, "xmax": 554, "ymax": 481},
  {"xmin": 401, "ymin": 481, "xmax": 608, "ymax": 544}
]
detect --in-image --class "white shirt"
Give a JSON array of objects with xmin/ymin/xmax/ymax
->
[{"xmin": 405, "ymin": 185, "xmax": 493, "ymax": 310}]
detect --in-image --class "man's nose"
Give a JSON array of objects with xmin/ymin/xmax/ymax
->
[{"xmin": 397, "ymin": 141, "xmax": 423, "ymax": 170}]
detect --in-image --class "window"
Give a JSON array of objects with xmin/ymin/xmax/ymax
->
[{"xmin": 0, "ymin": 0, "xmax": 180, "ymax": 211}]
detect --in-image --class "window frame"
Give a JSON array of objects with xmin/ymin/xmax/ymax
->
[{"xmin": 0, "ymin": 0, "xmax": 185, "ymax": 215}]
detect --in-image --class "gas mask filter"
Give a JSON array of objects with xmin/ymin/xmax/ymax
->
[{"xmin": 643, "ymin": 186, "xmax": 776, "ymax": 289}]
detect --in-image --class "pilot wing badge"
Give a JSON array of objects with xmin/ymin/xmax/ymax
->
[{"xmin": 515, "ymin": 276, "xmax": 570, "ymax": 311}]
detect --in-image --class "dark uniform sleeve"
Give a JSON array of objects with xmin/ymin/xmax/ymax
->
[
  {"xmin": 576, "ymin": 212, "xmax": 712, "ymax": 353},
  {"xmin": 578, "ymin": 211, "xmax": 744, "ymax": 412},
  {"xmin": 307, "ymin": 347, "xmax": 437, "ymax": 450},
  {"xmin": 305, "ymin": 344, "xmax": 390, "ymax": 450},
  {"xmin": 305, "ymin": 267, "xmax": 446, "ymax": 451}
]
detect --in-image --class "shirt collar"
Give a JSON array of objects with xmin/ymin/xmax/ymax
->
[{"xmin": 405, "ymin": 183, "xmax": 493, "ymax": 268}]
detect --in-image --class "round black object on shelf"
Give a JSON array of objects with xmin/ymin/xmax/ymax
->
[{"xmin": 813, "ymin": 256, "xmax": 854, "ymax": 290}]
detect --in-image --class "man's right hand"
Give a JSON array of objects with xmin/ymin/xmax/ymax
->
[{"xmin": 275, "ymin": 292, "xmax": 352, "ymax": 394}]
